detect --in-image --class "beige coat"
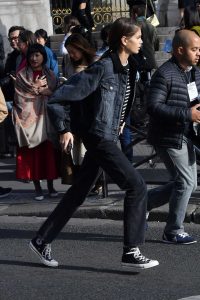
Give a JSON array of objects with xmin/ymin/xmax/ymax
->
[
  {"xmin": 13, "ymin": 66, "xmax": 57, "ymax": 148},
  {"xmin": 0, "ymin": 87, "xmax": 8, "ymax": 123}
]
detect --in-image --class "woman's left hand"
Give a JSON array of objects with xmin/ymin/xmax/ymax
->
[{"xmin": 38, "ymin": 86, "xmax": 50, "ymax": 95}]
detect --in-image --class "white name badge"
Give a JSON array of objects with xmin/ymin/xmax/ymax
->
[{"xmin": 187, "ymin": 82, "xmax": 198, "ymax": 102}]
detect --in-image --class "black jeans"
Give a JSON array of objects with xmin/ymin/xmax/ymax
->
[{"xmin": 37, "ymin": 136, "xmax": 147, "ymax": 247}]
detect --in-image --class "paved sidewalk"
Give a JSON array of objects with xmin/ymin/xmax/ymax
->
[{"xmin": 1, "ymin": 157, "xmax": 200, "ymax": 224}]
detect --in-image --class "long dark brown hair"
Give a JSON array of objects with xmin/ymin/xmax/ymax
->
[
  {"xmin": 65, "ymin": 33, "xmax": 96, "ymax": 65},
  {"xmin": 18, "ymin": 30, "xmax": 36, "ymax": 45},
  {"xmin": 108, "ymin": 17, "xmax": 140, "ymax": 52}
]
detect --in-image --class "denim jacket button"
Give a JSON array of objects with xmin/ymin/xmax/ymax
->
[{"xmin": 110, "ymin": 86, "xmax": 113, "ymax": 90}]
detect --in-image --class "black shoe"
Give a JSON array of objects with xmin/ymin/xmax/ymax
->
[
  {"xmin": 0, "ymin": 187, "xmax": 12, "ymax": 198},
  {"xmin": 29, "ymin": 238, "xmax": 58, "ymax": 267},
  {"xmin": 0, "ymin": 153, "xmax": 12, "ymax": 159},
  {"xmin": 121, "ymin": 247, "xmax": 159, "ymax": 270},
  {"xmin": 48, "ymin": 189, "xmax": 58, "ymax": 198}
]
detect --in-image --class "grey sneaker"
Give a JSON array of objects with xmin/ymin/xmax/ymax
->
[
  {"xmin": 29, "ymin": 238, "xmax": 58, "ymax": 267},
  {"xmin": 121, "ymin": 247, "xmax": 159, "ymax": 270}
]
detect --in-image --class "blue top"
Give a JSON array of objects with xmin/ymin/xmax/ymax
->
[{"xmin": 45, "ymin": 46, "xmax": 59, "ymax": 78}]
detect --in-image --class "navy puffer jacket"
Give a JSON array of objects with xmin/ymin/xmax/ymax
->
[{"xmin": 147, "ymin": 57, "xmax": 200, "ymax": 149}]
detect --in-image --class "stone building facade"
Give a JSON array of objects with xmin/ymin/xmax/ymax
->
[{"xmin": 0, "ymin": 0, "xmax": 53, "ymax": 54}]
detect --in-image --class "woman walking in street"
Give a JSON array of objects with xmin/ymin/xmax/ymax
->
[{"xmin": 29, "ymin": 18, "xmax": 159, "ymax": 270}]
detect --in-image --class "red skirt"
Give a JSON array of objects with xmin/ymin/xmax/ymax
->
[{"xmin": 16, "ymin": 140, "xmax": 60, "ymax": 180}]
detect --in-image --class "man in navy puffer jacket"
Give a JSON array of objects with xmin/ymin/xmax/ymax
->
[{"xmin": 147, "ymin": 29, "xmax": 200, "ymax": 244}]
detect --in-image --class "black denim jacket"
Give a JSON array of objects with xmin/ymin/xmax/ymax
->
[{"xmin": 47, "ymin": 52, "xmax": 137, "ymax": 142}]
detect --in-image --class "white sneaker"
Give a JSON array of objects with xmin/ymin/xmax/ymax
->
[{"xmin": 34, "ymin": 195, "xmax": 44, "ymax": 201}]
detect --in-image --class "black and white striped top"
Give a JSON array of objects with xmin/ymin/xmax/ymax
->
[{"xmin": 120, "ymin": 64, "xmax": 131, "ymax": 125}]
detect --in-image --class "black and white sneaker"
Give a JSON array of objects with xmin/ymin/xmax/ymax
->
[
  {"xmin": 121, "ymin": 247, "xmax": 159, "ymax": 270},
  {"xmin": 0, "ymin": 187, "xmax": 12, "ymax": 198},
  {"xmin": 29, "ymin": 238, "xmax": 58, "ymax": 267}
]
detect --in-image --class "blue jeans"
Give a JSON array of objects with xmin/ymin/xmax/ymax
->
[
  {"xmin": 148, "ymin": 139, "xmax": 197, "ymax": 234},
  {"xmin": 119, "ymin": 116, "xmax": 133, "ymax": 163},
  {"xmin": 37, "ymin": 135, "xmax": 147, "ymax": 247}
]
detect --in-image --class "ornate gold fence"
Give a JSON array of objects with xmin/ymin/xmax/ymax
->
[{"xmin": 50, "ymin": 0, "xmax": 129, "ymax": 33}]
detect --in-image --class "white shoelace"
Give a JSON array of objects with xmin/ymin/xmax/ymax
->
[
  {"xmin": 43, "ymin": 244, "xmax": 52, "ymax": 259},
  {"xmin": 126, "ymin": 248, "xmax": 149, "ymax": 262},
  {"xmin": 178, "ymin": 232, "xmax": 189, "ymax": 238}
]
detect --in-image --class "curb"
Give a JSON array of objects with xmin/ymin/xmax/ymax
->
[{"xmin": 1, "ymin": 203, "xmax": 200, "ymax": 224}]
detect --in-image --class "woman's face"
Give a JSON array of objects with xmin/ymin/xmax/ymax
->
[
  {"xmin": 36, "ymin": 36, "xmax": 46, "ymax": 46},
  {"xmin": 123, "ymin": 28, "xmax": 142, "ymax": 54},
  {"xmin": 29, "ymin": 52, "xmax": 44, "ymax": 70},
  {"xmin": 66, "ymin": 45, "xmax": 83, "ymax": 62},
  {"xmin": 17, "ymin": 38, "xmax": 28, "ymax": 54}
]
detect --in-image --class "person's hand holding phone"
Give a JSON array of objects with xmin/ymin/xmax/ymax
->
[{"xmin": 60, "ymin": 132, "xmax": 74, "ymax": 153}]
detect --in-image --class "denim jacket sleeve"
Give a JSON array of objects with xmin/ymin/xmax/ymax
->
[
  {"xmin": 47, "ymin": 101, "xmax": 71, "ymax": 134},
  {"xmin": 48, "ymin": 60, "xmax": 105, "ymax": 104},
  {"xmin": 47, "ymin": 60, "xmax": 105, "ymax": 133}
]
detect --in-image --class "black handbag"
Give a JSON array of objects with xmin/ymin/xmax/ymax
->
[{"xmin": 131, "ymin": 80, "xmax": 150, "ymax": 126}]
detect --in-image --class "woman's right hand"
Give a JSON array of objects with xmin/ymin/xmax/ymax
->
[
  {"xmin": 34, "ymin": 75, "xmax": 47, "ymax": 88},
  {"xmin": 60, "ymin": 132, "xmax": 74, "ymax": 152}
]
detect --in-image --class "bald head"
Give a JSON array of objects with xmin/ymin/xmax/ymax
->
[
  {"xmin": 171, "ymin": 29, "xmax": 200, "ymax": 68},
  {"xmin": 172, "ymin": 29, "xmax": 200, "ymax": 50}
]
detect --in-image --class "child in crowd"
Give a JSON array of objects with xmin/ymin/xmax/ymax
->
[{"xmin": 35, "ymin": 29, "xmax": 59, "ymax": 78}]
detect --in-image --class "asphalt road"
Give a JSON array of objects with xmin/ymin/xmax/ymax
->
[{"xmin": 0, "ymin": 217, "xmax": 200, "ymax": 300}]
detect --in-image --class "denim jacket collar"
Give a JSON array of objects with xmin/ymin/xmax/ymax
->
[{"xmin": 102, "ymin": 51, "xmax": 138, "ymax": 74}]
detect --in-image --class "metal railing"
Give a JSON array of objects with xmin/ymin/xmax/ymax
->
[{"xmin": 50, "ymin": 0, "xmax": 129, "ymax": 33}]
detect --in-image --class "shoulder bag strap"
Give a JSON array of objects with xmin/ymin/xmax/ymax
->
[
  {"xmin": 145, "ymin": 0, "xmax": 148, "ymax": 18},
  {"xmin": 148, "ymin": 0, "xmax": 155, "ymax": 14}
]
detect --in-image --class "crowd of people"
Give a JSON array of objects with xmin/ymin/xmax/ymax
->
[{"xmin": 0, "ymin": 0, "xmax": 200, "ymax": 270}]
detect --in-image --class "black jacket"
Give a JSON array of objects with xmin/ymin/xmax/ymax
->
[
  {"xmin": 1, "ymin": 50, "xmax": 20, "ymax": 101},
  {"xmin": 147, "ymin": 57, "xmax": 200, "ymax": 149},
  {"xmin": 0, "ymin": 34, "xmax": 5, "ymax": 78},
  {"xmin": 71, "ymin": 0, "xmax": 94, "ymax": 29},
  {"xmin": 127, "ymin": 0, "xmax": 156, "ymax": 17},
  {"xmin": 134, "ymin": 18, "xmax": 159, "ymax": 72}
]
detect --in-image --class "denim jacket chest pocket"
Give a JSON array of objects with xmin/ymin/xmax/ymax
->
[{"xmin": 98, "ymin": 82, "xmax": 118, "ymax": 124}]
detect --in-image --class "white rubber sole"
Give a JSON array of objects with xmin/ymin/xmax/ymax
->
[
  {"xmin": 121, "ymin": 260, "xmax": 159, "ymax": 270},
  {"xmin": 162, "ymin": 239, "xmax": 197, "ymax": 245},
  {"xmin": 29, "ymin": 241, "xmax": 58, "ymax": 267}
]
